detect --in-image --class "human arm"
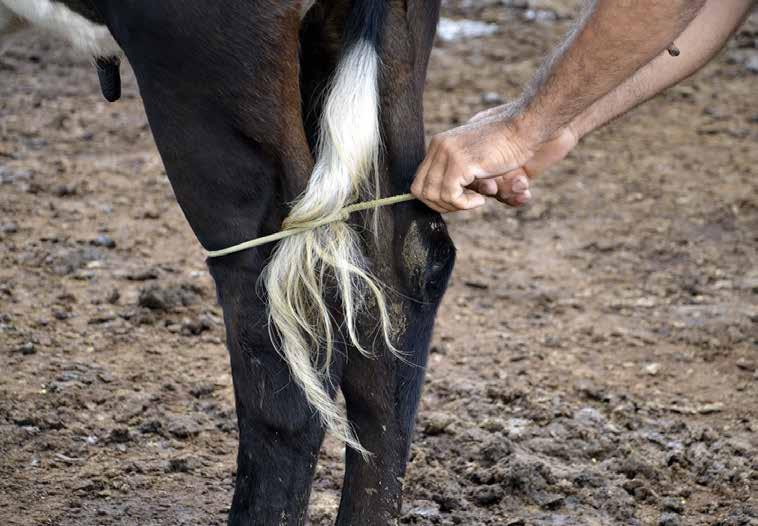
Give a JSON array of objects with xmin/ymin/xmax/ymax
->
[
  {"xmin": 570, "ymin": 0, "xmax": 754, "ymax": 139},
  {"xmin": 412, "ymin": 0, "xmax": 708, "ymax": 212},
  {"xmin": 470, "ymin": 0, "xmax": 755, "ymax": 206}
]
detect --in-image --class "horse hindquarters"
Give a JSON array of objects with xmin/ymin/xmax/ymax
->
[{"xmin": 216, "ymin": 1, "xmax": 451, "ymax": 520}]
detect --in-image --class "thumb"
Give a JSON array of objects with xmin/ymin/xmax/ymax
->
[{"xmin": 495, "ymin": 169, "xmax": 531, "ymax": 207}]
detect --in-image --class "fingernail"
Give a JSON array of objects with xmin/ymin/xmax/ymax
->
[
  {"xmin": 512, "ymin": 177, "xmax": 529, "ymax": 193},
  {"xmin": 518, "ymin": 190, "xmax": 532, "ymax": 204}
]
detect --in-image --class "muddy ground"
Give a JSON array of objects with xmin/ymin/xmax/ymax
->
[{"xmin": 1, "ymin": 2, "xmax": 756, "ymax": 526}]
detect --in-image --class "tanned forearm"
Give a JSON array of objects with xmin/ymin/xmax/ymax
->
[
  {"xmin": 409, "ymin": 0, "xmax": 742, "ymax": 213},
  {"xmin": 570, "ymin": 0, "xmax": 755, "ymax": 139},
  {"xmin": 517, "ymin": 0, "xmax": 707, "ymax": 143}
]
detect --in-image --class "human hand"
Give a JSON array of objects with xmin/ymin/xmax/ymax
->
[
  {"xmin": 410, "ymin": 106, "xmax": 534, "ymax": 213},
  {"xmin": 468, "ymin": 121, "xmax": 578, "ymax": 207},
  {"xmin": 411, "ymin": 104, "xmax": 578, "ymax": 212}
]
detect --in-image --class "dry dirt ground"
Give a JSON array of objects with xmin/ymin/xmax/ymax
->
[{"xmin": 1, "ymin": 2, "xmax": 756, "ymax": 526}]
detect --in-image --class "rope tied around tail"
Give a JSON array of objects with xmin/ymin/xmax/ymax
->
[{"xmin": 205, "ymin": 193, "xmax": 416, "ymax": 258}]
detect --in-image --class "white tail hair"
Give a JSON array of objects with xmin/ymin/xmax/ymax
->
[{"xmin": 262, "ymin": 39, "xmax": 396, "ymax": 454}]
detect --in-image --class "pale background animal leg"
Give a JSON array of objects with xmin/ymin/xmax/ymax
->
[{"xmin": 0, "ymin": 3, "xmax": 27, "ymax": 54}]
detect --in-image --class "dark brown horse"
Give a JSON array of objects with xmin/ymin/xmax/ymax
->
[{"xmin": 1, "ymin": 1, "xmax": 454, "ymax": 523}]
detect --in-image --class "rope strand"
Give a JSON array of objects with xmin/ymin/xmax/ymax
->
[{"xmin": 206, "ymin": 193, "xmax": 416, "ymax": 258}]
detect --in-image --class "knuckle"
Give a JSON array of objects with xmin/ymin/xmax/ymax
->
[
  {"xmin": 437, "ymin": 137, "xmax": 455, "ymax": 155},
  {"xmin": 441, "ymin": 182, "xmax": 459, "ymax": 202}
]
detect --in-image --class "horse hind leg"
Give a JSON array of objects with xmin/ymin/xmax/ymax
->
[
  {"xmin": 217, "ymin": 286, "xmax": 332, "ymax": 526},
  {"xmin": 335, "ymin": 1, "xmax": 452, "ymax": 523},
  {"xmin": 337, "ymin": 212, "xmax": 455, "ymax": 525}
]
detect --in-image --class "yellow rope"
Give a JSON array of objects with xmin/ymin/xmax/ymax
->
[{"xmin": 206, "ymin": 193, "xmax": 416, "ymax": 258}]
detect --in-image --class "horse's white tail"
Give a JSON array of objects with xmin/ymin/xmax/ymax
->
[{"xmin": 263, "ymin": 8, "xmax": 395, "ymax": 454}]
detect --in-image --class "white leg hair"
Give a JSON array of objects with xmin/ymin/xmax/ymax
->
[
  {"xmin": 0, "ymin": 2, "xmax": 21, "ymax": 34},
  {"xmin": 1, "ymin": 0, "xmax": 119, "ymax": 56},
  {"xmin": 263, "ymin": 40, "xmax": 396, "ymax": 455}
]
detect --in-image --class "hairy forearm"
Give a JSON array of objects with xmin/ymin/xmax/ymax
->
[
  {"xmin": 570, "ymin": 0, "xmax": 754, "ymax": 139},
  {"xmin": 517, "ymin": 0, "xmax": 706, "ymax": 143}
]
